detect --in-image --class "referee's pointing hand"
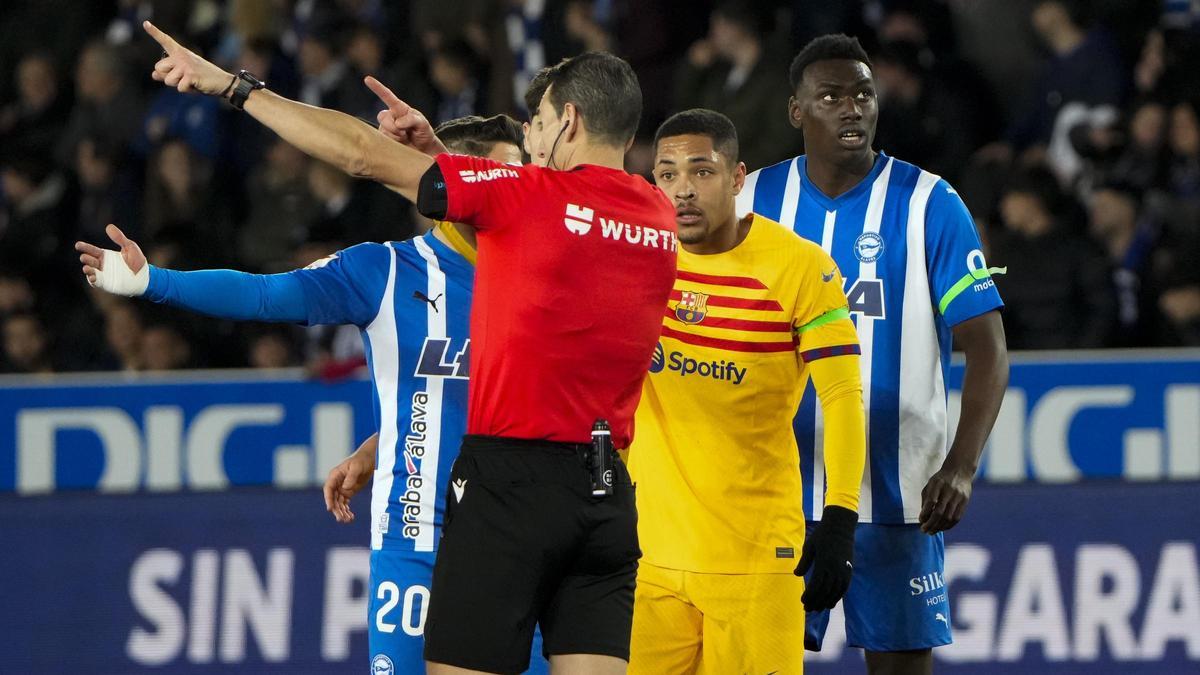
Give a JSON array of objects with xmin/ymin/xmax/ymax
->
[
  {"xmin": 143, "ymin": 20, "xmax": 233, "ymax": 96},
  {"xmin": 366, "ymin": 76, "xmax": 446, "ymax": 157}
]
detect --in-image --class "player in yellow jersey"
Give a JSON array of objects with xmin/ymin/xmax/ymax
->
[{"xmin": 627, "ymin": 109, "xmax": 867, "ymax": 674}]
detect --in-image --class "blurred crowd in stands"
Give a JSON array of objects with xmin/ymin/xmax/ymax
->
[{"xmin": 0, "ymin": 0, "xmax": 1198, "ymax": 376}]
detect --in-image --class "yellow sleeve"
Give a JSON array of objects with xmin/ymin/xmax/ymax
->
[
  {"xmin": 793, "ymin": 246, "xmax": 858, "ymax": 358},
  {"xmin": 808, "ymin": 351, "xmax": 865, "ymax": 513}
]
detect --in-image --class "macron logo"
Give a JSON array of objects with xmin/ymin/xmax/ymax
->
[
  {"xmin": 564, "ymin": 203, "xmax": 595, "ymax": 235},
  {"xmin": 459, "ymin": 167, "xmax": 519, "ymax": 183}
]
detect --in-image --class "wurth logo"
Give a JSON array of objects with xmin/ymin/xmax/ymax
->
[
  {"xmin": 563, "ymin": 203, "xmax": 677, "ymax": 251},
  {"xmin": 599, "ymin": 217, "xmax": 677, "ymax": 252},
  {"xmin": 564, "ymin": 203, "xmax": 594, "ymax": 235},
  {"xmin": 459, "ymin": 167, "xmax": 519, "ymax": 183}
]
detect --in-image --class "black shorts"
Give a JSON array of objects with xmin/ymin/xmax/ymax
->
[{"xmin": 423, "ymin": 434, "xmax": 640, "ymax": 674}]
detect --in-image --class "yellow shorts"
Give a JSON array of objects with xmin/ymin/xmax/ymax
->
[{"xmin": 629, "ymin": 561, "xmax": 806, "ymax": 675}]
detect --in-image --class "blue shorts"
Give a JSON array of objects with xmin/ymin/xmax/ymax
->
[
  {"xmin": 368, "ymin": 549, "xmax": 548, "ymax": 674},
  {"xmin": 804, "ymin": 523, "xmax": 952, "ymax": 653}
]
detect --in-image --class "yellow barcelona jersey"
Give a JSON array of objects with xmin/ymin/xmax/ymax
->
[{"xmin": 629, "ymin": 214, "xmax": 862, "ymax": 574}]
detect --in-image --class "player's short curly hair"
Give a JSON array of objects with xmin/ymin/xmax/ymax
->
[
  {"xmin": 789, "ymin": 34, "xmax": 872, "ymax": 92},
  {"xmin": 653, "ymin": 109, "xmax": 739, "ymax": 165},
  {"xmin": 435, "ymin": 114, "xmax": 524, "ymax": 159}
]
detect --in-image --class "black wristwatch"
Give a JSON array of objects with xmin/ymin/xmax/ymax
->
[{"xmin": 229, "ymin": 70, "xmax": 265, "ymax": 110}]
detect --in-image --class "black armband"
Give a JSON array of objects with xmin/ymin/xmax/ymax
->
[{"xmin": 417, "ymin": 162, "xmax": 449, "ymax": 220}]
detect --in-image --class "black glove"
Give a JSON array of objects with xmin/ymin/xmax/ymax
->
[{"xmin": 794, "ymin": 505, "xmax": 858, "ymax": 612}]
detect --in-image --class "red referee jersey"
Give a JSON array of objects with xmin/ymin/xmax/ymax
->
[{"xmin": 435, "ymin": 153, "xmax": 677, "ymax": 448}]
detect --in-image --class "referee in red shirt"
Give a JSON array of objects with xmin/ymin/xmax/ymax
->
[
  {"xmin": 415, "ymin": 54, "xmax": 677, "ymax": 674},
  {"xmin": 141, "ymin": 23, "xmax": 676, "ymax": 675}
]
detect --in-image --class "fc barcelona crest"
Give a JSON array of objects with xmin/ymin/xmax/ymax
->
[{"xmin": 675, "ymin": 290, "xmax": 709, "ymax": 325}]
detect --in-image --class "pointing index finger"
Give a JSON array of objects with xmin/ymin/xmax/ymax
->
[
  {"xmin": 142, "ymin": 20, "xmax": 179, "ymax": 52},
  {"xmin": 364, "ymin": 75, "xmax": 404, "ymax": 111}
]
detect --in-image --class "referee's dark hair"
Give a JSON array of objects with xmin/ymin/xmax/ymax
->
[
  {"xmin": 435, "ymin": 114, "xmax": 524, "ymax": 158},
  {"xmin": 653, "ymin": 109, "xmax": 740, "ymax": 165},
  {"xmin": 789, "ymin": 34, "xmax": 873, "ymax": 92},
  {"xmin": 543, "ymin": 51, "xmax": 642, "ymax": 146}
]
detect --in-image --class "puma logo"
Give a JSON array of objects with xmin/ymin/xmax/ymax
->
[{"xmin": 413, "ymin": 290, "xmax": 443, "ymax": 312}]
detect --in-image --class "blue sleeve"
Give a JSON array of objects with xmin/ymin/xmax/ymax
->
[
  {"xmin": 925, "ymin": 180, "xmax": 1005, "ymax": 327},
  {"xmin": 290, "ymin": 242, "xmax": 391, "ymax": 326},
  {"xmin": 145, "ymin": 268, "xmax": 310, "ymax": 323},
  {"xmin": 143, "ymin": 243, "xmax": 391, "ymax": 327}
]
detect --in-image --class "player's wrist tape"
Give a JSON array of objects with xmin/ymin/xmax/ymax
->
[{"xmin": 89, "ymin": 250, "xmax": 150, "ymax": 297}]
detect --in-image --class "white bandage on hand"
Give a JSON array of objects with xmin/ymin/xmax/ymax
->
[{"xmin": 89, "ymin": 249, "xmax": 150, "ymax": 297}]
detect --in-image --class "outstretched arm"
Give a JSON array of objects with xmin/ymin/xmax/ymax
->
[
  {"xmin": 77, "ymin": 224, "xmax": 308, "ymax": 322},
  {"xmin": 143, "ymin": 21, "xmax": 432, "ymax": 201}
]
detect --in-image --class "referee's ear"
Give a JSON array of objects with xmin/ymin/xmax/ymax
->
[{"xmin": 561, "ymin": 102, "xmax": 579, "ymax": 139}]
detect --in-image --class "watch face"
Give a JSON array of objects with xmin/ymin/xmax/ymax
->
[
  {"xmin": 238, "ymin": 70, "xmax": 263, "ymax": 88},
  {"xmin": 231, "ymin": 73, "xmax": 262, "ymax": 110}
]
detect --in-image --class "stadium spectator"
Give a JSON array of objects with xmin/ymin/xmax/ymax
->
[
  {"xmin": 74, "ymin": 134, "xmax": 141, "ymax": 244},
  {"xmin": 306, "ymin": 160, "xmax": 372, "ymax": 244},
  {"xmin": 0, "ymin": 52, "xmax": 70, "ymax": 160},
  {"xmin": 342, "ymin": 23, "xmax": 435, "ymax": 121},
  {"xmin": 104, "ymin": 300, "xmax": 145, "ymax": 371},
  {"xmin": 1088, "ymin": 183, "xmax": 1164, "ymax": 347},
  {"xmin": 875, "ymin": 0, "xmax": 1005, "ymax": 159},
  {"xmin": 1085, "ymin": 99, "xmax": 1169, "ymax": 193},
  {"xmin": 1157, "ymin": 224, "xmax": 1200, "ymax": 346},
  {"xmin": 1, "ymin": 311, "xmax": 54, "ymax": 374},
  {"xmin": 0, "ymin": 275, "xmax": 35, "ymax": 317},
  {"xmin": 296, "ymin": 28, "xmax": 353, "ymax": 110},
  {"xmin": 210, "ymin": 0, "xmax": 288, "ymax": 69},
  {"xmin": 143, "ymin": 139, "xmax": 231, "ymax": 245},
  {"xmin": 222, "ymin": 37, "xmax": 299, "ymax": 180},
  {"xmin": 141, "ymin": 322, "xmax": 192, "ymax": 370},
  {"xmin": 565, "ymin": 1, "xmax": 613, "ymax": 53},
  {"xmin": 991, "ymin": 166, "xmax": 1116, "ymax": 349},
  {"xmin": 490, "ymin": 0, "xmax": 578, "ymax": 117},
  {"xmin": 1135, "ymin": 27, "xmax": 1200, "ymax": 103},
  {"xmin": 248, "ymin": 326, "xmax": 302, "ymax": 369},
  {"xmin": 1160, "ymin": 279, "xmax": 1200, "ymax": 346},
  {"xmin": 429, "ymin": 42, "xmax": 484, "ymax": 124},
  {"xmin": 55, "ymin": 40, "xmax": 143, "ymax": 167},
  {"xmin": 1163, "ymin": 99, "xmax": 1200, "ymax": 229},
  {"xmin": 139, "ymin": 88, "xmax": 222, "ymax": 160},
  {"xmin": 237, "ymin": 138, "xmax": 318, "ymax": 272},
  {"xmin": 0, "ymin": 153, "xmax": 68, "ymax": 280},
  {"xmin": 977, "ymin": 0, "xmax": 1127, "ymax": 180},
  {"xmin": 675, "ymin": 1, "xmax": 800, "ymax": 170},
  {"xmin": 872, "ymin": 39, "xmax": 973, "ymax": 180}
]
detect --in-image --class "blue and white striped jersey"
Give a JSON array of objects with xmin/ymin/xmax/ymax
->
[
  {"xmin": 736, "ymin": 152, "xmax": 1004, "ymax": 524},
  {"xmin": 297, "ymin": 231, "xmax": 472, "ymax": 552}
]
